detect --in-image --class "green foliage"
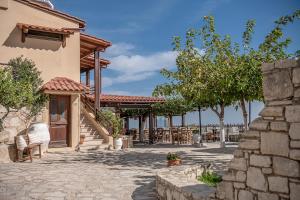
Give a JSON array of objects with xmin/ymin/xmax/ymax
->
[
  {"xmin": 151, "ymin": 97, "xmax": 193, "ymax": 116},
  {"xmin": 167, "ymin": 152, "xmax": 180, "ymax": 161},
  {"xmin": 122, "ymin": 108, "xmax": 149, "ymax": 117},
  {"xmin": 101, "ymin": 110, "xmax": 123, "ymax": 138},
  {"xmin": 0, "ymin": 57, "xmax": 48, "ymax": 130},
  {"xmin": 198, "ymin": 171, "xmax": 222, "ymax": 187}
]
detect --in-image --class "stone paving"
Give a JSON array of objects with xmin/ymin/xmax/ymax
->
[{"xmin": 0, "ymin": 143, "xmax": 236, "ymax": 200}]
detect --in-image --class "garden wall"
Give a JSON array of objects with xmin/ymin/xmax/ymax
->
[{"xmin": 211, "ymin": 58, "xmax": 300, "ymax": 200}]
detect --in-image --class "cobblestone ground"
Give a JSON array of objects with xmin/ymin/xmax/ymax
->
[{"xmin": 0, "ymin": 143, "xmax": 236, "ymax": 200}]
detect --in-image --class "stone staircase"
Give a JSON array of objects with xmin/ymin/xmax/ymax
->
[{"xmin": 80, "ymin": 114, "xmax": 109, "ymax": 151}]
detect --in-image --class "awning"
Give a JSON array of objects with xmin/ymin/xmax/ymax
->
[
  {"xmin": 42, "ymin": 77, "xmax": 88, "ymax": 93},
  {"xmin": 17, "ymin": 23, "xmax": 75, "ymax": 35}
]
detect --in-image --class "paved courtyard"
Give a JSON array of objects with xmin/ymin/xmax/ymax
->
[{"xmin": 0, "ymin": 143, "xmax": 236, "ymax": 200}]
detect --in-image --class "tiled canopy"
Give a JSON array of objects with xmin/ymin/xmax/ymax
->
[{"xmin": 42, "ymin": 77, "xmax": 88, "ymax": 92}]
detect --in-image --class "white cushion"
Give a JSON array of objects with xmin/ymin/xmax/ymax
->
[
  {"xmin": 16, "ymin": 136, "xmax": 27, "ymax": 151},
  {"xmin": 28, "ymin": 134, "xmax": 40, "ymax": 144}
]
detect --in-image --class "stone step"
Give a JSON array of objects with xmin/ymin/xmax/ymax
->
[
  {"xmin": 81, "ymin": 139, "xmax": 104, "ymax": 146},
  {"xmin": 79, "ymin": 143, "xmax": 109, "ymax": 151}
]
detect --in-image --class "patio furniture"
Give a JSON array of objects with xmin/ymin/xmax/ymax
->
[
  {"xmin": 15, "ymin": 135, "xmax": 42, "ymax": 162},
  {"xmin": 163, "ymin": 129, "xmax": 171, "ymax": 143},
  {"xmin": 156, "ymin": 128, "xmax": 164, "ymax": 143}
]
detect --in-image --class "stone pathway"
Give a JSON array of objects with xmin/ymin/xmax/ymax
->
[{"xmin": 0, "ymin": 143, "xmax": 236, "ymax": 200}]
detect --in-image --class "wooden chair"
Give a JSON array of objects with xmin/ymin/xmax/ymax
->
[{"xmin": 15, "ymin": 135, "xmax": 42, "ymax": 162}]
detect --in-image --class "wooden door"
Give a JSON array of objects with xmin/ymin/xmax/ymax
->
[{"xmin": 49, "ymin": 95, "xmax": 70, "ymax": 147}]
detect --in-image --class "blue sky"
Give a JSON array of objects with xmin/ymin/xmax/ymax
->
[{"xmin": 52, "ymin": 0, "xmax": 299, "ymax": 125}]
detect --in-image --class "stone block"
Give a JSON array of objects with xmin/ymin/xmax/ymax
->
[
  {"xmin": 250, "ymin": 155, "xmax": 271, "ymax": 168},
  {"xmin": 238, "ymin": 190, "xmax": 253, "ymax": 200},
  {"xmin": 295, "ymin": 88, "xmax": 300, "ymax": 98},
  {"xmin": 229, "ymin": 158, "xmax": 247, "ymax": 171},
  {"xmin": 290, "ymin": 182, "xmax": 300, "ymax": 200},
  {"xmin": 4, "ymin": 127, "xmax": 17, "ymax": 144},
  {"xmin": 261, "ymin": 132, "xmax": 289, "ymax": 157},
  {"xmin": 257, "ymin": 192, "xmax": 279, "ymax": 200},
  {"xmin": 263, "ymin": 70, "xmax": 293, "ymax": 101},
  {"xmin": 259, "ymin": 107, "xmax": 283, "ymax": 117},
  {"xmin": 293, "ymin": 67, "xmax": 300, "ymax": 84},
  {"xmin": 233, "ymin": 182, "xmax": 245, "ymax": 189},
  {"xmin": 289, "ymin": 123, "xmax": 300, "ymax": 140},
  {"xmin": 270, "ymin": 121, "xmax": 289, "ymax": 132},
  {"xmin": 246, "ymin": 167, "xmax": 268, "ymax": 191},
  {"xmin": 268, "ymin": 176, "xmax": 289, "ymax": 193},
  {"xmin": 261, "ymin": 168, "xmax": 272, "ymax": 174},
  {"xmin": 273, "ymin": 156, "xmax": 299, "ymax": 177},
  {"xmin": 291, "ymin": 140, "xmax": 300, "ymax": 148},
  {"xmin": 267, "ymin": 100, "xmax": 293, "ymax": 106},
  {"xmin": 222, "ymin": 171, "xmax": 236, "ymax": 181},
  {"xmin": 261, "ymin": 62, "xmax": 274, "ymax": 72},
  {"xmin": 249, "ymin": 118, "xmax": 269, "ymax": 131},
  {"xmin": 239, "ymin": 139, "xmax": 260, "ymax": 150},
  {"xmin": 275, "ymin": 58, "xmax": 300, "ymax": 69},
  {"xmin": 286, "ymin": 105, "xmax": 300, "ymax": 122},
  {"xmin": 216, "ymin": 181, "xmax": 234, "ymax": 200},
  {"xmin": 243, "ymin": 130, "xmax": 260, "ymax": 138},
  {"xmin": 233, "ymin": 149, "xmax": 244, "ymax": 158},
  {"xmin": 236, "ymin": 171, "xmax": 246, "ymax": 182},
  {"xmin": 290, "ymin": 149, "xmax": 300, "ymax": 160}
]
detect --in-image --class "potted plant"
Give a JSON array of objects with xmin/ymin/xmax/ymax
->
[
  {"xmin": 102, "ymin": 110, "xmax": 123, "ymax": 150},
  {"xmin": 80, "ymin": 134, "xmax": 86, "ymax": 144},
  {"xmin": 167, "ymin": 152, "xmax": 182, "ymax": 166}
]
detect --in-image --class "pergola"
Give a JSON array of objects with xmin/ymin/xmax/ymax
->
[{"xmin": 80, "ymin": 33, "xmax": 112, "ymax": 110}]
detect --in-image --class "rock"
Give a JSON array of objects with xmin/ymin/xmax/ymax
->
[
  {"xmin": 261, "ymin": 62, "xmax": 274, "ymax": 72},
  {"xmin": 295, "ymin": 88, "xmax": 300, "ymax": 98},
  {"xmin": 239, "ymin": 139, "xmax": 260, "ymax": 150},
  {"xmin": 4, "ymin": 127, "xmax": 18, "ymax": 144},
  {"xmin": 263, "ymin": 70, "xmax": 293, "ymax": 101},
  {"xmin": 273, "ymin": 157, "xmax": 299, "ymax": 177},
  {"xmin": 291, "ymin": 140, "xmax": 300, "ymax": 148},
  {"xmin": 261, "ymin": 132, "xmax": 289, "ymax": 157},
  {"xmin": 246, "ymin": 167, "xmax": 268, "ymax": 191},
  {"xmin": 233, "ymin": 182, "xmax": 245, "ymax": 189},
  {"xmin": 0, "ymin": 144, "xmax": 11, "ymax": 163},
  {"xmin": 290, "ymin": 182, "xmax": 300, "ymax": 200},
  {"xmin": 259, "ymin": 107, "xmax": 283, "ymax": 117},
  {"xmin": 0, "ymin": 131, "xmax": 9, "ymax": 144},
  {"xmin": 238, "ymin": 190, "xmax": 253, "ymax": 200},
  {"xmin": 242, "ymin": 130, "xmax": 260, "ymax": 138},
  {"xmin": 289, "ymin": 123, "xmax": 300, "ymax": 140},
  {"xmin": 216, "ymin": 181, "xmax": 234, "ymax": 200},
  {"xmin": 249, "ymin": 118, "xmax": 269, "ymax": 130},
  {"xmin": 286, "ymin": 105, "xmax": 300, "ymax": 122},
  {"xmin": 290, "ymin": 149, "xmax": 300, "ymax": 161},
  {"xmin": 229, "ymin": 158, "xmax": 247, "ymax": 171},
  {"xmin": 233, "ymin": 149, "xmax": 244, "ymax": 158},
  {"xmin": 275, "ymin": 58, "xmax": 300, "ymax": 69},
  {"xmin": 261, "ymin": 168, "xmax": 272, "ymax": 174},
  {"xmin": 293, "ymin": 67, "xmax": 300, "ymax": 84},
  {"xmin": 257, "ymin": 192, "xmax": 279, "ymax": 200},
  {"xmin": 236, "ymin": 171, "xmax": 246, "ymax": 182},
  {"xmin": 270, "ymin": 121, "xmax": 289, "ymax": 132},
  {"xmin": 268, "ymin": 176, "xmax": 289, "ymax": 193},
  {"xmin": 250, "ymin": 155, "xmax": 271, "ymax": 168}
]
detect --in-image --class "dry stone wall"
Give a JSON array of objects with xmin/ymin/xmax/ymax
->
[{"xmin": 212, "ymin": 58, "xmax": 300, "ymax": 200}]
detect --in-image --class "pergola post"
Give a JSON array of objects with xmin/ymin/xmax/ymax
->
[
  {"xmin": 181, "ymin": 113, "xmax": 185, "ymax": 127},
  {"xmin": 86, "ymin": 69, "xmax": 90, "ymax": 87},
  {"xmin": 149, "ymin": 110, "xmax": 154, "ymax": 144},
  {"xmin": 124, "ymin": 117, "xmax": 129, "ymax": 134},
  {"xmin": 139, "ymin": 116, "xmax": 143, "ymax": 142},
  {"xmin": 94, "ymin": 50, "xmax": 100, "ymax": 111}
]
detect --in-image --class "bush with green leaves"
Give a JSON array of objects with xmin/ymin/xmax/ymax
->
[
  {"xmin": 101, "ymin": 110, "xmax": 123, "ymax": 138},
  {"xmin": 0, "ymin": 57, "xmax": 48, "ymax": 131},
  {"xmin": 198, "ymin": 171, "xmax": 222, "ymax": 187}
]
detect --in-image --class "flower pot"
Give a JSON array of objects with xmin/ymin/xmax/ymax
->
[
  {"xmin": 80, "ymin": 135, "xmax": 85, "ymax": 144},
  {"xmin": 114, "ymin": 138, "xmax": 123, "ymax": 150},
  {"xmin": 167, "ymin": 159, "xmax": 182, "ymax": 167}
]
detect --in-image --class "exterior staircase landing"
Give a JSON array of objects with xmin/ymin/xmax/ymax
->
[{"xmin": 80, "ymin": 114, "xmax": 109, "ymax": 151}]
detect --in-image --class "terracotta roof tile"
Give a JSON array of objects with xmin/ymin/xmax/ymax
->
[
  {"xmin": 17, "ymin": 23, "xmax": 75, "ymax": 35},
  {"xmin": 87, "ymin": 94, "xmax": 165, "ymax": 104},
  {"xmin": 42, "ymin": 77, "xmax": 88, "ymax": 92}
]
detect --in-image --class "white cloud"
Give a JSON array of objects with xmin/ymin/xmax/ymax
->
[{"xmin": 102, "ymin": 46, "xmax": 177, "ymax": 88}]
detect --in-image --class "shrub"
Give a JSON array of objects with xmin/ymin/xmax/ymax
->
[
  {"xmin": 167, "ymin": 152, "xmax": 180, "ymax": 161},
  {"xmin": 198, "ymin": 171, "xmax": 222, "ymax": 187}
]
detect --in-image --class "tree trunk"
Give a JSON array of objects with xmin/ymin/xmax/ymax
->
[
  {"xmin": 169, "ymin": 115, "xmax": 174, "ymax": 144},
  {"xmin": 210, "ymin": 104, "xmax": 226, "ymax": 148},
  {"xmin": 240, "ymin": 98, "xmax": 248, "ymax": 131}
]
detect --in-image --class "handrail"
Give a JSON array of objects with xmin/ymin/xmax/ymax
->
[{"xmin": 81, "ymin": 94, "xmax": 113, "ymax": 135}]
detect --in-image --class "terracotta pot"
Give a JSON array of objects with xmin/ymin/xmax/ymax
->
[
  {"xmin": 79, "ymin": 135, "xmax": 85, "ymax": 144},
  {"xmin": 167, "ymin": 159, "xmax": 182, "ymax": 167}
]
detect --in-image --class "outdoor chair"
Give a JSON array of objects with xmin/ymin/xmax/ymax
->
[{"xmin": 15, "ymin": 135, "xmax": 42, "ymax": 162}]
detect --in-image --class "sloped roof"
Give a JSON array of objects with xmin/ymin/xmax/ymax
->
[
  {"xmin": 86, "ymin": 94, "xmax": 165, "ymax": 104},
  {"xmin": 17, "ymin": 23, "xmax": 75, "ymax": 35},
  {"xmin": 15, "ymin": 0, "xmax": 85, "ymax": 28},
  {"xmin": 42, "ymin": 77, "xmax": 88, "ymax": 92}
]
